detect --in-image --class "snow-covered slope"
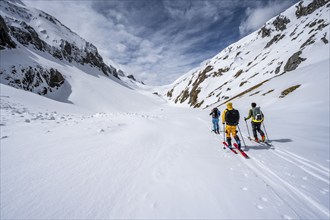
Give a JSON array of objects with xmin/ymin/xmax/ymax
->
[{"xmin": 165, "ymin": 0, "xmax": 330, "ymax": 110}]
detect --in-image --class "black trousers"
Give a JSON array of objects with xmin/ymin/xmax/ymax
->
[{"xmin": 251, "ymin": 121, "xmax": 265, "ymax": 138}]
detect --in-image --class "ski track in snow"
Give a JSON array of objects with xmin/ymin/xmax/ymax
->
[
  {"xmin": 247, "ymin": 155, "xmax": 329, "ymax": 218},
  {"xmin": 196, "ymin": 116, "xmax": 329, "ymax": 219},
  {"xmin": 271, "ymin": 149, "xmax": 330, "ymax": 184},
  {"xmin": 243, "ymin": 142, "xmax": 330, "ymax": 218}
]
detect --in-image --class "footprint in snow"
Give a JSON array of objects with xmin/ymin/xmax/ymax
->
[
  {"xmin": 256, "ymin": 204, "xmax": 263, "ymax": 210},
  {"xmin": 241, "ymin": 186, "xmax": 248, "ymax": 191}
]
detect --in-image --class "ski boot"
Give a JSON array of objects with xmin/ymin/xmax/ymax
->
[
  {"xmin": 237, "ymin": 141, "xmax": 241, "ymax": 150},
  {"xmin": 227, "ymin": 137, "xmax": 232, "ymax": 148},
  {"xmin": 235, "ymin": 137, "xmax": 241, "ymax": 150}
]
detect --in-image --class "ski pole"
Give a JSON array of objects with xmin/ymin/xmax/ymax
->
[
  {"xmin": 223, "ymin": 123, "xmax": 226, "ymax": 149},
  {"xmin": 244, "ymin": 119, "xmax": 251, "ymax": 138},
  {"xmin": 237, "ymin": 124, "xmax": 247, "ymax": 148},
  {"xmin": 262, "ymin": 122, "xmax": 270, "ymax": 141}
]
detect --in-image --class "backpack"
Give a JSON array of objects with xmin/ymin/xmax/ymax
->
[
  {"xmin": 225, "ymin": 109, "xmax": 240, "ymax": 125},
  {"xmin": 252, "ymin": 107, "xmax": 263, "ymax": 121},
  {"xmin": 212, "ymin": 108, "xmax": 219, "ymax": 118}
]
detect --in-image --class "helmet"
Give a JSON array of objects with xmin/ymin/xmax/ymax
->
[{"xmin": 251, "ymin": 102, "xmax": 256, "ymax": 108}]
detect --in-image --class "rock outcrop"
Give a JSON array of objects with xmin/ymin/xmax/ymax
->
[
  {"xmin": 0, "ymin": 65, "xmax": 65, "ymax": 95},
  {"xmin": 295, "ymin": 0, "xmax": 330, "ymax": 18},
  {"xmin": 0, "ymin": 15, "xmax": 16, "ymax": 49},
  {"xmin": 284, "ymin": 51, "xmax": 306, "ymax": 72}
]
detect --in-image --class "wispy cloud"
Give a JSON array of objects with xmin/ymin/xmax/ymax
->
[{"xmin": 23, "ymin": 0, "xmax": 297, "ymax": 85}]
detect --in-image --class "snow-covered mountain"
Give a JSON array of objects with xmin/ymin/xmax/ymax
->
[
  {"xmin": 0, "ymin": 0, "xmax": 143, "ymax": 104},
  {"xmin": 165, "ymin": 0, "xmax": 330, "ymax": 109}
]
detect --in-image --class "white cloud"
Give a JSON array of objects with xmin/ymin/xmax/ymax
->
[
  {"xmin": 163, "ymin": 0, "xmax": 237, "ymax": 22},
  {"xmin": 116, "ymin": 43, "xmax": 127, "ymax": 53},
  {"xmin": 108, "ymin": 9, "xmax": 127, "ymax": 23}
]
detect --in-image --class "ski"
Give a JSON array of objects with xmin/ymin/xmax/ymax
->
[
  {"xmin": 248, "ymin": 137, "xmax": 272, "ymax": 146},
  {"xmin": 233, "ymin": 143, "xmax": 249, "ymax": 159},
  {"xmin": 222, "ymin": 141, "xmax": 238, "ymax": 154}
]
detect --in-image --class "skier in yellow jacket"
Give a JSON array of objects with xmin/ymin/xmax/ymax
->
[{"xmin": 222, "ymin": 102, "xmax": 241, "ymax": 149}]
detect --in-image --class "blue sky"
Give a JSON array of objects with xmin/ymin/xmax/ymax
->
[{"xmin": 24, "ymin": 0, "xmax": 298, "ymax": 85}]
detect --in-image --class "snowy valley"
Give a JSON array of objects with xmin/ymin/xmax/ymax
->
[{"xmin": 1, "ymin": 0, "xmax": 329, "ymax": 219}]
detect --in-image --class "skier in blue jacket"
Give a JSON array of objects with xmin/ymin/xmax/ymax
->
[{"xmin": 210, "ymin": 107, "xmax": 221, "ymax": 134}]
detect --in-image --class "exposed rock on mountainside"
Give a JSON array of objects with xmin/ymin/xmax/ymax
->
[
  {"xmin": 1, "ymin": 65, "xmax": 65, "ymax": 95},
  {"xmin": 0, "ymin": 16, "xmax": 16, "ymax": 49},
  {"xmin": 127, "ymin": 75, "xmax": 136, "ymax": 81},
  {"xmin": 259, "ymin": 26, "xmax": 271, "ymax": 38},
  {"xmin": 284, "ymin": 51, "xmax": 307, "ymax": 72},
  {"xmin": 295, "ymin": 0, "xmax": 330, "ymax": 18},
  {"xmin": 279, "ymin": 84, "xmax": 301, "ymax": 98},
  {"xmin": 10, "ymin": 20, "xmax": 47, "ymax": 51},
  {"xmin": 272, "ymin": 15, "xmax": 291, "ymax": 31}
]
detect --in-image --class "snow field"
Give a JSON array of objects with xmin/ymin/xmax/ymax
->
[{"xmin": 1, "ymin": 84, "xmax": 329, "ymax": 219}]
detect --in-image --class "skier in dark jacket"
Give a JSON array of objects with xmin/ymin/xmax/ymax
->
[
  {"xmin": 222, "ymin": 102, "xmax": 241, "ymax": 149},
  {"xmin": 210, "ymin": 107, "xmax": 221, "ymax": 134},
  {"xmin": 245, "ymin": 102, "xmax": 265, "ymax": 142}
]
